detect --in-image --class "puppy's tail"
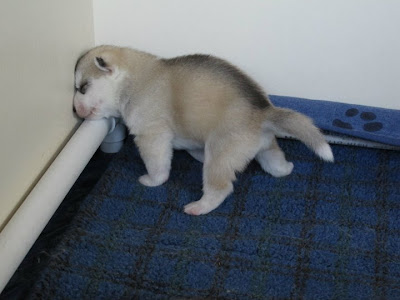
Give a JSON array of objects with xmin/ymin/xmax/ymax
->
[{"xmin": 264, "ymin": 107, "xmax": 334, "ymax": 162}]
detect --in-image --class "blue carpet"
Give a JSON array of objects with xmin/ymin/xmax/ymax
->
[
  {"xmin": 27, "ymin": 138, "xmax": 400, "ymax": 299},
  {"xmin": 270, "ymin": 95, "xmax": 400, "ymax": 146}
]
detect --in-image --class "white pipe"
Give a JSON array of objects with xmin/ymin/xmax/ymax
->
[{"xmin": 0, "ymin": 118, "xmax": 114, "ymax": 292}]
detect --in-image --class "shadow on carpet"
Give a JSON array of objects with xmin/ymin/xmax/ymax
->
[
  {"xmin": 24, "ymin": 139, "xmax": 400, "ymax": 299},
  {"xmin": 0, "ymin": 150, "xmax": 115, "ymax": 299}
]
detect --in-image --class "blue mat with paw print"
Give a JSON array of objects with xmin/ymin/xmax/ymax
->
[{"xmin": 270, "ymin": 95, "xmax": 400, "ymax": 146}]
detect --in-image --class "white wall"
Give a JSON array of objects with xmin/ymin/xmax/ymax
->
[
  {"xmin": 93, "ymin": 0, "xmax": 399, "ymax": 109},
  {"xmin": 0, "ymin": 0, "xmax": 94, "ymax": 229}
]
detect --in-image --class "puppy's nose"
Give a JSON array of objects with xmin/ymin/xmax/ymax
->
[{"xmin": 73, "ymin": 106, "xmax": 76, "ymax": 113}]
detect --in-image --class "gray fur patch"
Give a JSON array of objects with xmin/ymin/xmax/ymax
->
[{"xmin": 162, "ymin": 54, "xmax": 270, "ymax": 110}]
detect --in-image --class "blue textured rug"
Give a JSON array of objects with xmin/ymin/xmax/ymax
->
[
  {"xmin": 270, "ymin": 95, "xmax": 400, "ymax": 146},
  {"xmin": 26, "ymin": 138, "xmax": 400, "ymax": 299}
]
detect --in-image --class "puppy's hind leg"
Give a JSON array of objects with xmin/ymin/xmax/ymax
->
[
  {"xmin": 135, "ymin": 131, "xmax": 173, "ymax": 187},
  {"xmin": 184, "ymin": 131, "xmax": 259, "ymax": 215},
  {"xmin": 256, "ymin": 136, "xmax": 293, "ymax": 177}
]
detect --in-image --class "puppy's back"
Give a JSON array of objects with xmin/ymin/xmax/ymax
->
[
  {"xmin": 162, "ymin": 54, "xmax": 271, "ymax": 110},
  {"xmin": 162, "ymin": 55, "xmax": 270, "ymax": 139}
]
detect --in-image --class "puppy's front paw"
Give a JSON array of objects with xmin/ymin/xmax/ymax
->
[
  {"xmin": 138, "ymin": 174, "xmax": 167, "ymax": 187},
  {"xmin": 184, "ymin": 200, "xmax": 215, "ymax": 216}
]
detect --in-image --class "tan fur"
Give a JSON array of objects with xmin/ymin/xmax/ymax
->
[{"xmin": 73, "ymin": 45, "xmax": 333, "ymax": 215}]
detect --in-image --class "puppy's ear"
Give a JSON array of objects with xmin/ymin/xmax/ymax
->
[
  {"xmin": 94, "ymin": 55, "xmax": 120, "ymax": 78},
  {"xmin": 94, "ymin": 56, "xmax": 111, "ymax": 72}
]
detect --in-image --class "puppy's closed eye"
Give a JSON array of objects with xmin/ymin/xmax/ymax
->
[{"xmin": 77, "ymin": 82, "xmax": 88, "ymax": 95}]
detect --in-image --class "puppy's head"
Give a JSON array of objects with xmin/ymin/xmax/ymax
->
[{"xmin": 73, "ymin": 46, "xmax": 125, "ymax": 120}]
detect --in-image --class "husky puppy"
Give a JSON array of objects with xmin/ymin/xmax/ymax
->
[{"xmin": 74, "ymin": 45, "xmax": 333, "ymax": 215}]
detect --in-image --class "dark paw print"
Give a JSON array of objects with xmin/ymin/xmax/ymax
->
[{"xmin": 333, "ymin": 108, "xmax": 383, "ymax": 132}]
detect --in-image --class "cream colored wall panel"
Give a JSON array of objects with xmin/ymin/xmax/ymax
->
[{"xmin": 0, "ymin": 0, "xmax": 94, "ymax": 229}]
